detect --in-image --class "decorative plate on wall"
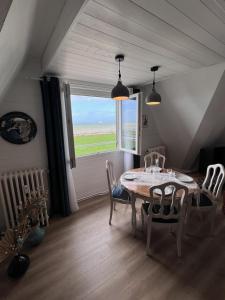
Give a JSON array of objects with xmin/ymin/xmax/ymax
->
[{"xmin": 0, "ymin": 112, "xmax": 37, "ymax": 144}]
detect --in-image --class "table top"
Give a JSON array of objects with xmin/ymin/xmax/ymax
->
[{"xmin": 120, "ymin": 168, "xmax": 199, "ymax": 198}]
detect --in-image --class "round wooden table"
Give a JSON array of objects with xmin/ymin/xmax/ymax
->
[{"xmin": 120, "ymin": 168, "xmax": 199, "ymax": 234}]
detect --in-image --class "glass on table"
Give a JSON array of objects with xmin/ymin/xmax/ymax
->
[
  {"xmin": 145, "ymin": 166, "xmax": 153, "ymax": 173},
  {"xmin": 146, "ymin": 165, "xmax": 160, "ymax": 174},
  {"xmin": 166, "ymin": 168, "xmax": 176, "ymax": 179}
]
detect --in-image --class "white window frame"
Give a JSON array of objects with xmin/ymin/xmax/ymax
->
[
  {"xmin": 118, "ymin": 92, "xmax": 142, "ymax": 155},
  {"xmin": 69, "ymin": 81, "xmax": 118, "ymax": 157},
  {"xmin": 67, "ymin": 81, "xmax": 141, "ymax": 158}
]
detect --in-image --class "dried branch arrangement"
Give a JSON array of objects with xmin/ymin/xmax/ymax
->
[{"xmin": 0, "ymin": 188, "xmax": 48, "ymax": 266}]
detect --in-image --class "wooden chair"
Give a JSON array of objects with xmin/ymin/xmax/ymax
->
[
  {"xmin": 191, "ymin": 164, "xmax": 225, "ymax": 234},
  {"xmin": 141, "ymin": 182, "xmax": 188, "ymax": 257},
  {"xmin": 106, "ymin": 160, "xmax": 136, "ymax": 227},
  {"xmin": 144, "ymin": 151, "xmax": 165, "ymax": 169}
]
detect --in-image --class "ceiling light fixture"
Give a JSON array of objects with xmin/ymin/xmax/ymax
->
[
  {"xmin": 146, "ymin": 65, "xmax": 161, "ymax": 106},
  {"xmin": 111, "ymin": 54, "xmax": 129, "ymax": 100}
]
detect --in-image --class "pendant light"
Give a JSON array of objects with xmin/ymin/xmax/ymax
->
[
  {"xmin": 111, "ymin": 54, "xmax": 129, "ymax": 100},
  {"xmin": 146, "ymin": 65, "xmax": 161, "ymax": 106}
]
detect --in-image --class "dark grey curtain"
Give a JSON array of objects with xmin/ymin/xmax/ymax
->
[{"xmin": 40, "ymin": 77, "xmax": 71, "ymax": 216}]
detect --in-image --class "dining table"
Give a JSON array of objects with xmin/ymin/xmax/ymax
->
[{"xmin": 120, "ymin": 168, "xmax": 200, "ymax": 234}]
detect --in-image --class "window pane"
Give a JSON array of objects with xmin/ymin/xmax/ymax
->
[
  {"xmin": 121, "ymin": 97, "xmax": 137, "ymax": 151},
  {"xmin": 71, "ymin": 95, "xmax": 116, "ymax": 157}
]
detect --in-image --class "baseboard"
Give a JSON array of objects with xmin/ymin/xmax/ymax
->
[{"xmin": 78, "ymin": 193, "xmax": 109, "ymax": 211}]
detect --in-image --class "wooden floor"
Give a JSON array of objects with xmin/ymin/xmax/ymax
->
[{"xmin": 1, "ymin": 195, "xmax": 225, "ymax": 300}]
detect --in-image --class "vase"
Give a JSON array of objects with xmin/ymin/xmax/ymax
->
[
  {"xmin": 7, "ymin": 254, "xmax": 30, "ymax": 278},
  {"xmin": 24, "ymin": 226, "xmax": 46, "ymax": 247}
]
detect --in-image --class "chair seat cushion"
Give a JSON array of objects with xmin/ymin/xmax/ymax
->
[
  {"xmin": 142, "ymin": 202, "xmax": 178, "ymax": 223},
  {"xmin": 192, "ymin": 193, "xmax": 213, "ymax": 207},
  {"xmin": 112, "ymin": 185, "xmax": 130, "ymax": 201}
]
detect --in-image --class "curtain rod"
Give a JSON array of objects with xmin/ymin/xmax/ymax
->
[
  {"xmin": 24, "ymin": 75, "xmax": 70, "ymax": 82},
  {"xmin": 23, "ymin": 76, "xmax": 114, "ymax": 89}
]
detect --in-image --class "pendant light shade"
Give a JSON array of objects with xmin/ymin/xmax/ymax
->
[
  {"xmin": 111, "ymin": 54, "xmax": 129, "ymax": 100},
  {"xmin": 146, "ymin": 66, "xmax": 161, "ymax": 106}
]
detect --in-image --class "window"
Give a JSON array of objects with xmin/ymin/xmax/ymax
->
[
  {"xmin": 68, "ymin": 88, "xmax": 141, "ymax": 158},
  {"xmin": 119, "ymin": 94, "xmax": 141, "ymax": 154},
  {"xmin": 71, "ymin": 95, "xmax": 116, "ymax": 157}
]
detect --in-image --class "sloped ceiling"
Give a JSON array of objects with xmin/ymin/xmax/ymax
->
[
  {"xmin": 0, "ymin": 0, "xmax": 67, "ymax": 101},
  {"xmin": 0, "ymin": 0, "xmax": 38, "ymax": 101},
  {"xmin": 145, "ymin": 63, "xmax": 225, "ymax": 169},
  {"xmin": 47, "ymin": 0, "xmax": 225, "ymax": 85},
  {"xmin": 183, "ymin": 69, "xmax": 225, "ymax": 168},
  {"xmin": 0, "ymin": 0, "xmax": 224, "ymax": 169},
  {"xmin": 2, "ymin": 0, "xmax": 225, "ymax": 89},
  {"xmin": 0, "ymin": 0, "xmax": 12, "ymax": 32},
  {"xmin": 27, "ymin": 0, "xmax": 67, "ymax": 58}
]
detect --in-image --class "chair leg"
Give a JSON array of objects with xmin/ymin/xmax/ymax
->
[
  {"xmin": 131, "ymin": 208, "xmax": 136, "ymax": 226},
  {"xmin": 113, "ymin": 202, "xmax": 116, "ymax": 211},
  {"xmin": 177, "ymin": 222, "xmax": 183, "ymax": 257},
  {"xmin": 109, "ymin": 201, "xmax": 113, "ymax": 225},
  {"xmin": 131, "ymin": 205, "xmax": 134, "ymax": 225},
  {"xmin": 141, "ymin": 208, "xmax": 145, "ymax": 232},
  {"xmin": 146, "ymin": 217, "xmax": 152, "ymax": 256},
  {"xmin": 184, "ymin": 201, "xmax": 191, "ymax": 224},
  {"xmin": 131, "ymin": 194, "xmax": 136, "ymax": 236}
]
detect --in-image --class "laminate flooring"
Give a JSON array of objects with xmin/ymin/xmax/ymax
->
[{"xmin": 1, "ymin": 195, "xmax": 225, "ymax": 300}]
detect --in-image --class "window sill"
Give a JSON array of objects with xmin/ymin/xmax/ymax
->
[{"xmin": 76, "ymin": 150, "xmax": 122, "ymax": 160}]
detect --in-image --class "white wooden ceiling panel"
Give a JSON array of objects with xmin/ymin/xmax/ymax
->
[
  {"xmin": 201, "ymin": 0, "xmax": 225, "ymax": 24},
  {"xmin": 80, "ymin": 13, "xmax": 214, "ymax": 66},
  {"xmin": 54, "ymin": 53, "xmax": 150, "ymax": 79},
  {"xmin": 131, "ymin": 0, "xmax": 225, "ymax": 56},
  {"xmin": 82, "ymin": 2, "xmax": 207, "ymax": 66},
  {"xmin": 48, "ymin": 0, "xmax": 225, "ymax": 85},
  {"xmin": 95, "ymin": 0, "xmax": 225, "ymax": 61},
  {"xmin": 61, "ymin": 34, "xmax": 188, "ymax": 73},
  {"xmin": 52, "ymin": 52, "xmax": 174, "ymax": 84},
  {"xmin": 73, "ymin": 24, "xmax": 200, "ymax": 68},
  {"xmin": 59, "ymin": 48, "xmax": 156, "ymax": 75},
  {"xmin": 52, "ymin": 62, "xmax": 152, "ymax": 85},
  {"xmin": 168, "ymin": 0, "xmax": 225, "ymax": 43}
]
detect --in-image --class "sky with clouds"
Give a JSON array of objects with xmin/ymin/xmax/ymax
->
[
  {"xmin": 71, "ymin": 95, "xmax": 136, "ymax": 125},
  {"xmin": 71, "ymin": 95, "xmax": 115, "ymax": 125}
]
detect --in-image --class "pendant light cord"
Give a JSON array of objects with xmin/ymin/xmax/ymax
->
[
  {"xmin": 118, "ymin": 59, "xmax": 121, "ymax": 80},
  {"xmin": 153, "ymin": 70, "xmax": 155, "ymax": 88}
]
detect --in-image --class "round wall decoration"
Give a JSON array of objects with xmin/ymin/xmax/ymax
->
[{"xmin": 0, "ymin": 112, "xmax": 37, "ymax": 144}]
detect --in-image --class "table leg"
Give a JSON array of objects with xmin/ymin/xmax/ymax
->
[{"xmin": 131, "ymin": 193, "xmax": 136, "ymax": 236}]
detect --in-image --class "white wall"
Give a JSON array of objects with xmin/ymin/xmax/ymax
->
[
  {"xmin": 142, "ymin": 63, "xmax": 225, "ymax": 169},
  {"xmin": 140, "ymin": 92, "xmax": 163, "ymax": 156},
  {"xmin": 72, "ymin": 151, "xmax": 124, "ymax": 200},
  {"xmin": 0, "ymin": 66, "xmax": 48, "ymax": 230},
  {"xmin": 0, "ymin": 76, "xmax": 48, "ymax": 172},
  {"xmin": 183, "ymin": 70, "xmax": 225, "ymax": 167},
  {"xmin": 0, "ymin": 69, "xmax": 127, "ymax": 218}
]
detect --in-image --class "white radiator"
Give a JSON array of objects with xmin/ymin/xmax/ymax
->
[{"xmin": 0, "ymin": 168, "xmax": 49, "ymax": 229}]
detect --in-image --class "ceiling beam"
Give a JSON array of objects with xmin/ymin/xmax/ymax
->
[
  {"xmin": 41, "ymin": 0, "xmax": 89, "ymax": 72},
  {"xmin": 0, "ymin": 0, "xmax": 12, "ymax": 32}
]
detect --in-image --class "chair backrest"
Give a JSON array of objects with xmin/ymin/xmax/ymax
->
[
  {"xmin": 148, "ymin": 182, "xmax": 188, "ymax": 220},
  {"xmin": 147, "ymin": 145, "xmax": 166, "ymax": 157},
  {"xmin": 202, "ymin": 164, "xmax": 225, "ymax": 202},
  {"xmin": 106, "ymin": 160, "xmax": 117, "ymax": 195},
  {"xmin": 144, "ymin": 151, "xmax": 166, "ymax": 169}
]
